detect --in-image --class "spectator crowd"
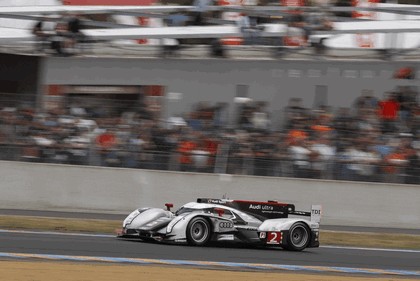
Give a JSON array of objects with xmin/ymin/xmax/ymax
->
[
  {"xmin": 32, "ymin": 13, "xmax": 85, "ymax": 56},
  {"xmin": 1, "ymin": 84, "xmax": 420, "ymax": 185}
]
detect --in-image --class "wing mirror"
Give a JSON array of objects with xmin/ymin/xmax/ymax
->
[{"xmin": 165, "ymin": 203, "xmax": 174, "ymax": 211}]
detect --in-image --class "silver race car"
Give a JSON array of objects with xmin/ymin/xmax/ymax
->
[{"xmin": 118, "ymin": 198, "xmax": 322, "ymax": 251}]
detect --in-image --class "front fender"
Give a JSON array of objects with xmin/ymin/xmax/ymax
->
[{"xmin": 166, "ymin": 212, "xmax": 234, "ymax": 241}]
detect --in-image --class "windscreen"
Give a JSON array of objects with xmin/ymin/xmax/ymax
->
[{"xmin": 175, "ymin": 207, "xmax": 194, "ymax": 216}]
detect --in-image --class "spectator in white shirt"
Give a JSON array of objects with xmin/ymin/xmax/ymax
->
[{"xmin": 311, "ymin": 137, "xmax": 336, "ymax": 179}]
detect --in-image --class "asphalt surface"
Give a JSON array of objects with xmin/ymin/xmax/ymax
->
[
  {"xmin": 1, "ymin": 209, "xmax": 420, "ymax": 235},
  {"xmin": 0, "ymin": 230, "xmax": 419, "ymax": 272},
  {"xmin": 1, "ymin": 209, "xmax": 420, "ymax": 275}
]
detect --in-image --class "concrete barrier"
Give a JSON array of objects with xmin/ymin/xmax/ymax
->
[{"xmin": 1, "ymin": 160, "xmax": 419, "ymax": 229}]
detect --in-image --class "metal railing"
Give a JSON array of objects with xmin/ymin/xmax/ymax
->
[{"xmin": 1, "ymin": 142, "xmax": 418, "ymax": 185}]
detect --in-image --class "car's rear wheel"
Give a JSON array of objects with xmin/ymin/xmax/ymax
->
[
  {"xmin": 285, "ymin": 222, "xmax": 310, "ymax": 251},
  {"xmin": 186, "ymin": 217, "xmax": 211, "ymax": 246}
]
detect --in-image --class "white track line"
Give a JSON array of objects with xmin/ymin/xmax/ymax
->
[{"xmin": 321, "ymin": 245, "xmax": 420, "ymax": 253}]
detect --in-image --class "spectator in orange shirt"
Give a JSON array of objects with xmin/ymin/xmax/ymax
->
[
  {"xmin": 311, "ymin": 112, "xmax": 333, "ymax": 139},
  {"xmin": 382, "ymin": 151, "xmax": 407, "ymax": 184},
  {"xmin": 95, "ymin": 129, "xmax": 118, "ymax": 167},
  {"xmin": 177, "ymin": 136, "xmax": 198, "ymax": 172},
  {"xmin": 287, "ymin": 122, "xmax": 308, "ymax": 145},
  {"xmin": 202, "ymin": 134, "xmax": 219, "ymax": 172},
  {"xmin": 381, "ymin": 138, "xmax": 411, "ymax": 183}
]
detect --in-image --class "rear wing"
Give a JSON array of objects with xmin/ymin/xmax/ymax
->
[
  {"xmin": 311, "ymin": 205, "xmax": 322, "ymax": 224},
  {"xmin": 290, "ymin": 205, "xmax": 322, "ymax": 224},
  {"xmin": 197, "ymin": 198, "xmax": 322, "ymax": 222}
]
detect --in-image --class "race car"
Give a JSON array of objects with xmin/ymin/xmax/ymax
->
[{"xmin": 118, "ymin": 198, "xmax": 322, "ymax": 251}]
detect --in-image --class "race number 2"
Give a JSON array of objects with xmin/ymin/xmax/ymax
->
[{"xmin": 267, "ymin": 232, "xmax": 282, "ymax": 244}]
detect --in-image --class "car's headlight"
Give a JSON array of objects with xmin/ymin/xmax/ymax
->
[
  {"xmin": 166, "ymin": 216, "xmax": 184, "ymax": 233},
  {"xmin": 145, "ymin": 217, "xmax": 169, "ymax": 229},
  {"xmin": 123, "ymin": 209, "xmax": 141, "ymax": 227}
]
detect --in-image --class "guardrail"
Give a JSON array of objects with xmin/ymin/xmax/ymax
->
[
  {"xmin": 1, "ymin": 143, "xmax": 419, "ymax": 185},
  {"xmin": 2, "ymin": 41, "xmax": 420, "ymax": 60}
]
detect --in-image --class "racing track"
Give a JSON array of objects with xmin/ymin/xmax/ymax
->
[{"xmin": 0, "ymin": 230, "xmax": 419, "ymax": 274}]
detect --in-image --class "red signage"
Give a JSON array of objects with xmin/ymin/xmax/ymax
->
[
  {"xmin": 63, "ymin": 0, "xmax": 155, "ymax": 5},
  {"xmin": 352, "ymin": 0, "xmax": 379, "ymax": 48},
  {"xmin": 281, "ymin": 0, "xmax": 305, "ymax": 8}
]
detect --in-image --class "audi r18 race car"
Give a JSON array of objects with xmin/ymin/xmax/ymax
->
[{"xmin": 118, "ymin": 198, "xmax": 322, "ymax": 251}]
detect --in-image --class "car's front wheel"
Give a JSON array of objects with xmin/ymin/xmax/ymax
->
[
  {"xmin": 285, "ymin": 222, "xmax": 310, "ymax": 251},
  {"xmin": 186, "ymin": 217, "xmax": 211, "ymax": 246}
]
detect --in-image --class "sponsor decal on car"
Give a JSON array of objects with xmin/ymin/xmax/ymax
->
[
  {"xmin": 266, "ymin": 232, "xmax": 282, "ymax": 244},
  {"xmin": 249, "ymin": 204, "xmax": 275, "ymax": 210},
  {"xmin": 219, "ymin": 222, "xmax": 234, "ymax": 228},
  {"xmin": 249, "ymin": 204, "xmax": 284, "ymax": 214},
  {"xmin": 208, "ymin": 199, "xmax": 225, "ymax": 204}
]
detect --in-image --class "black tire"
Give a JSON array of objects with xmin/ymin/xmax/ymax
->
[
  {"xmin": 285, "ymin": 222, "xmax": 310, "ymax": 251},
  {"xmin": 186, "ymin": 217, "xmax": 211, "ymax": 246}
]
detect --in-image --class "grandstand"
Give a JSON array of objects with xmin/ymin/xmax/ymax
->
[{"xmin": 0, "ymin": 0, "xmax": 419, "ymax": 184}]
